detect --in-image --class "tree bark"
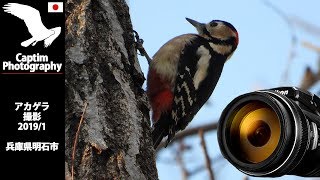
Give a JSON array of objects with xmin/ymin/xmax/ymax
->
[{"xmin": 65, "ymin": 0, "xmax": 158, "ymax": 179}]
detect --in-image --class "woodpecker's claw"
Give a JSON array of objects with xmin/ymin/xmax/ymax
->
[{"xmin": 133, "ymin": 30, "xmax": 152, "ymax": 65}]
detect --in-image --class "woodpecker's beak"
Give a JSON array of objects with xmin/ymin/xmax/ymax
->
[{"xmin": 186, "ymin": 18, "xmax": 206, "ymax": 34}]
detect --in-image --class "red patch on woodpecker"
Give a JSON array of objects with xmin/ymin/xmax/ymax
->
[
  {"xmin": 147, "ymin": 69, "xmax": 174, "ymax": 123},
  {"xmin": 151, "ymin": 89, "xmax": 173, "ymax": 122}
]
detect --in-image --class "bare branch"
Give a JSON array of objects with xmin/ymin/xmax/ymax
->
[
  {"xmin": 261, "ymin": 0, "xmax": 297, "ymax": 85},
  {"xmin": 243, "ymin": 175, "xmax": 249, "ymax": 180},
  {"xmin": 302, "ymin": 41, "xmax": 320, "ymax": 53},
  {"xmin": 176, "ymin": 141, "xmax": 189, "ymax": 180},
  {"xmin": 300, "ymin": 66, "xmax": 318, "ymax": 90},
  {"xmin": 156, "ymin": 122, "xmax": 218, "ymax": 151},
  {"xmin": 300, "ymin": 42, "xmax": 320, "ymax": 90},
  {"xmin": 290, "ymin": 16, "xmax": 320, "ymax": 38},
  {"xmin": 199, "ymin": 129, "xmax": 215, "ymax": 180},
  {"xmin": 188, "ymin": 155, "xmax": 224, "ymax": 177},
  {"xmin": 261, "ymin": 0, "xmax": 295, "ymax": 31}
]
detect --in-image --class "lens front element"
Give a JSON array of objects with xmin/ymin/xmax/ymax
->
[
  {"xmin": 246, "ymin": 120, "xmax": 271, "ymax": 147},
  {"xmin": 218, "ymin": 88, "xmax": 319, "ymax": 177},
  {"xmin": 230, "ymin": 101, "xmax": 281, "ymax": 163}
]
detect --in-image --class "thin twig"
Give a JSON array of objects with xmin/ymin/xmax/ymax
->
[
  {"xmin": 199, "ymin": 129, "xmax": 214, "ymax": 180},
  {"xmin": 302, "ymin": 41, "xmax": 320, "ymax": 53},
  {"xmin": 71, "ymin": 101, "xmax": 88, "ymax": 180},
  {"xmin": 261, "ymin": 0, "xmax": 297, "ymax": 85},
  {"xmin": 176, "ymin": 140, "xmax": 189, "ymax": 180},
  {"xmin": 300, "ymin": 42, "xmax": 320, "ymax": 90},
  {"xmin": 156, "ymin": 122, "xmax": 218, "ymax": 151},
  {"xmin": 188, "ymin": 155, "xmax": 224, "ymax": 177},
  {"xmin": 243, "ymin": 175, "xmax": 249, "ymax": 180},
  {"xmin": 261, "ymin": 0, "xmax": 294, "ymax": 30},
  {"xmin": 300, "ymin": 67, "xmax": 318, "ymax": 90},
  {"xmin": 290, "ymin": 16, "xmax": 320, "ymax": 38}
]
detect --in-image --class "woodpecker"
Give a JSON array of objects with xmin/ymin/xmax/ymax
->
[{"xmin": 147, "ymin": 18, "xmax": 239, "ymax": 148}]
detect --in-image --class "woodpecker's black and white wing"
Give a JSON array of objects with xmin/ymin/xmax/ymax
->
[
  {"xmin": 3, "ymin": 3, "xmax": 48, "ymax": 36},
  {"xmin": 168, "ymin": 59, "xmax": 197, "ymax": 142},
  {"xmin": 167, "ymin": 36, "xmax": 226, "ymax": 143}
]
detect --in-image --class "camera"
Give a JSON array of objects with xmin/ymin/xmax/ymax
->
[{"xmin": 217, "ymin": 87, "xmax": 320, "ymax": 177}]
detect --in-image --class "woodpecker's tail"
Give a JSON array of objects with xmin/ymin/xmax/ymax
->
[
  {"xmin": 153, "ymin": 116, "xmax": 173, "ymax": 149},
  {"xmin": 152, "ymin": 126, "xmax": 166, "ymax": 149}
]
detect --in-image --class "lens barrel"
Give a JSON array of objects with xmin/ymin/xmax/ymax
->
[{"xmin": 218, "ymin": 87, "xmax": 320, "ymax": 177}]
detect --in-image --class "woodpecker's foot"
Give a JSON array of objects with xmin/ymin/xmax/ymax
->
[{"xmin": 133, "ymin": 30, "xmax": 152, "ymax": 64}]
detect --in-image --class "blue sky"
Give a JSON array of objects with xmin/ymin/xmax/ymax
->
[{"xmin": 130, "ymin": 0, "xmax": 320, "ymax": 179}]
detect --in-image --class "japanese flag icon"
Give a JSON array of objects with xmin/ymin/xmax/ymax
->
[{"xmin": 48, "ymin": 2, "xmax": 63, "ymax": 13}]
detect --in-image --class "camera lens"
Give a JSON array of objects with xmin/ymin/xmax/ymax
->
[
  {"xmin": 217, "ymin": 90, "xmax": 316, "ymax": 177},
  {"xmin": 229, "ymin": 101, "xmax": 280, "ymax": 163}
]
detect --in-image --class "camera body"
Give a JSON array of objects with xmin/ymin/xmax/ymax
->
[{"xmin": 218, "ymin": 87, "xmax": 320, "ymax": 177}]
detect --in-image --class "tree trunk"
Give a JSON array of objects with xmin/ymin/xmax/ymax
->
[{"xmin": 65, "ymin": 0, "xmax": 158, "ymax": 179}]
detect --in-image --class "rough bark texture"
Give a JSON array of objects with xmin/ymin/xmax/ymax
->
[{"xmin": 65, "ymin": 0, "xmax": 158, "ymax": 179}]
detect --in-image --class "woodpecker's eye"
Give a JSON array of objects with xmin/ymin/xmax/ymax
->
[{"xmin": 210, "ymin": 21, "xmax": 218, "ymax": 27}]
